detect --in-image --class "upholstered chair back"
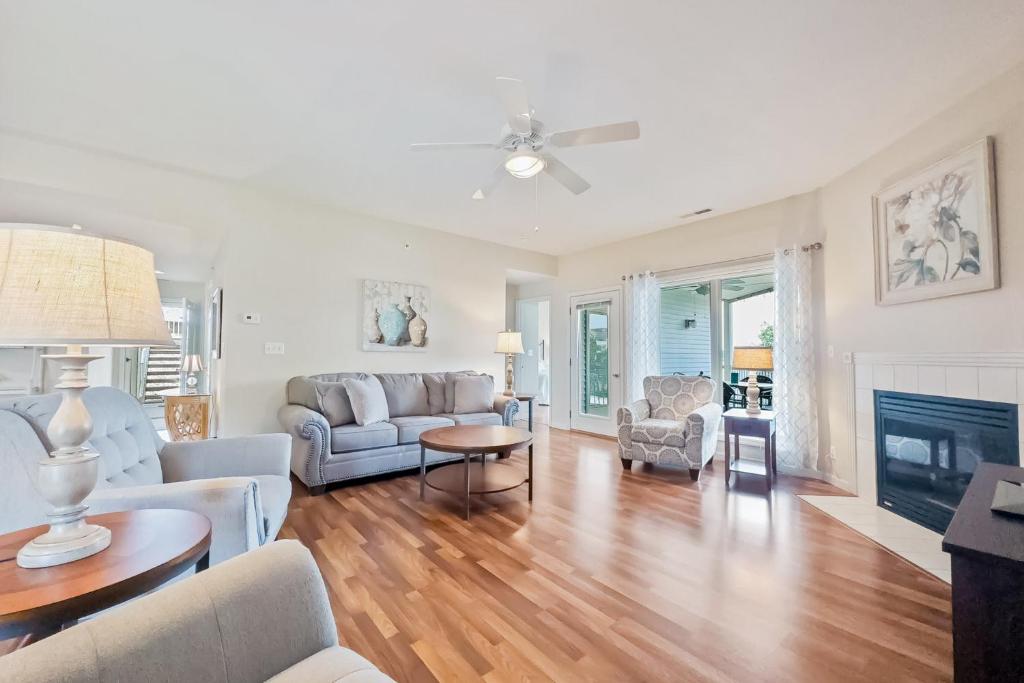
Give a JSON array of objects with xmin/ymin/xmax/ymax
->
[
  {"xmin": 642, "ymin": 375, "xmax": 717, "ymax": 421},
  {"xmin": 0, "ymin": 410, "xmax": 53, "ymax": 534},
  {"xmin": 1, "ymin": 387, "xmax": 165, "ymax": 490}
]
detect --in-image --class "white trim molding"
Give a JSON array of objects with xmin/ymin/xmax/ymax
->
[{"xmin": 853, "ymin": 351, "xmax": 1024, "ymax": 368}]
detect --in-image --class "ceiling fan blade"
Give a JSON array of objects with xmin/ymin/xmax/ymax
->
[
  {"xmin": 542, "ymin": 154, "xmax": 591, "ymax": 195},
  {"xmin": 548, "ymin": 121, "xmax": 640, "ymax": 148},
  {"xmin": 472, "ymin": 164, "xmax": 508, "ymax": 200},
  {"xmin": 495, "ymin": 77, "xmax": 532, "ymax": 136},
  {"xmin": 410, "ymin": 142, "xmax": 496, "ymax": 152}
]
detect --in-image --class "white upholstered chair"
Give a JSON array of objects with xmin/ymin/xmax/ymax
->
[{"xmin": 616, "ymin": 375, "xmax": 723, "ymax": 480}]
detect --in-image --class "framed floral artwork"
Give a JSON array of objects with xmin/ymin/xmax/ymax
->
[{"xmin": 872, "ymin": 137, "xmax": 998, "ymax": 306}]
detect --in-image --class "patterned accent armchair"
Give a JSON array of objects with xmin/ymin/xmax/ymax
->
[{"xmin": 616, "ymin": 375, "xmax": 723, "ymax": 480}]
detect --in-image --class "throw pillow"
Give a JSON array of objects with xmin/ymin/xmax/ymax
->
[
  {"xmin": 315, "ymin": 382, "xmax": 356, "ymax": 427},
  {"xmin": 342, "ymin": 375, "xmax": 390, "ymax": 426},
  {"xmin": 453, "ymin": 374, "xmax": 495, "ymax": 414},
  {"xmin": 444, "ymin": 371, "xmax": 478, "ymax": 413}
]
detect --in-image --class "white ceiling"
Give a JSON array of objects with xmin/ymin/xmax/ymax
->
[{"xmin": 2, "ymin": 1, "xmax": 1023, "ymax": 256}]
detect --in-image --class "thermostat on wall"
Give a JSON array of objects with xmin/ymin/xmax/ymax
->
[{"xmin": 242, "ymin": 313, "xmax": 262, "ymax": 324}]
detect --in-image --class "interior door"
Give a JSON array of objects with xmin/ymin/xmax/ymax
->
[
  {"xmin": 516, "ymin": 299, "xmax": 541, "ymax": 395},
  {"xmin": 570, "ymin": 290, "xmax": 622, "ymax": 436}
]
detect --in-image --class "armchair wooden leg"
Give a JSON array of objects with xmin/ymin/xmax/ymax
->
[
  {"xmin": 689, "ymin": 469, "xmax": 701, "ymax": 481},
  {"xmin": 620, "ymin": 458, "xmax": 632, "ymax": 471}
]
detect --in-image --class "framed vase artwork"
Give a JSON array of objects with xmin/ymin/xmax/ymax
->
[
  {"xmin": 362, "ymin": 279, "xmax": 429, "ymax": 352},
  {"xmin": 872, "ymin": 137, "xmax": 998, "ymax": 306}
]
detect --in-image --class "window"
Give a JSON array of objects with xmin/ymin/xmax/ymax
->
[
  {"xmin": 658, "ymin": 267, "xmax": 775, "ymax": 409},
  {"xmin": 659, "ymin": 282, "xmax": 712, "ymax": 376},
  {"xmin": 577, "ymin": 302, "xmax": 610, "ymax": 417}
]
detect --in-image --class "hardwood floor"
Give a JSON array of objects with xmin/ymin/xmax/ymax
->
[{"xmin": 282, "ymin": 424, "xmax": 952, "ymax": 682}]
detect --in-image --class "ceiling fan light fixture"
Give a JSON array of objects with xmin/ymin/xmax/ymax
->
[{"xmin": 504, "ymin": 149, "xmax": 545, "ymax": 179}]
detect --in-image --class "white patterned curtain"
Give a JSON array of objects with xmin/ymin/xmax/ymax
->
[
  {"xmin": 774, "ymin": 247, "xmax": 819, "ymax": 471},
  {"xmin": 625, "ymin": 271, "xmax": 661, "ymax": 404}
]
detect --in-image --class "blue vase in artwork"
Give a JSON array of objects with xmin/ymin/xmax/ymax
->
[{"xmin": 378, "ymin": 304, "xmax": 407, "ymax": 346}]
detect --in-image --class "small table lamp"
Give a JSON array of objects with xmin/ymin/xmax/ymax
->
[
  {"xmin": 732, "ymin": 346, "xmax": 773, "ymax": 415},
  {"xmin": 495, "ymin": 330, "xmax": 524, "ymax": 397},
  {"xmin": 180, "ymin": 353, "xmax": 205, "ymax": 393},
  {"xmin": 0, "ymin": 227, "xmax": 171, "ymax": 568}
]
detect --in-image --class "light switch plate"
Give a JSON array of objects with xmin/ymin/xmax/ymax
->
[{"xmin": 264, "ymin": 342, "xmax": 285, "ymax": 355}]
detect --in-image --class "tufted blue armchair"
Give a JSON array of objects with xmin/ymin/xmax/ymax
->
[{"xmin": 0, "ymin": 387, "xmax": 292, "ymax": 565}]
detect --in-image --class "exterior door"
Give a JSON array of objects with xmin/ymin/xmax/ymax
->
[{"xmin": 570, "ymin": 290, "xmax": 622, "ymax": 436}]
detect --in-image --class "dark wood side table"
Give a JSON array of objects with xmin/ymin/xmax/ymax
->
[
  {"xmin": 419, "ymin": 425, "xmax": 534, "ymax": 520},
  {"xmin": 515, "ymin": 393, "xmax": 537, "ymax": 432},
  {"xmin": 0, "ymin": 509, "xmax": 212, "ymax": 644},
  {"xmin": 723, "ymin": 408, "xmax": 777, "ymax": 492},
  {"xmin": 942, "ymin": 463, "xmax": 1024, "ymax": 682}
]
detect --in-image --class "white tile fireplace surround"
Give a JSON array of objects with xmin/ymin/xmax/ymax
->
[{"xmin": 803, "ymin": 351, "xmax": 1024, "ymax": 584}]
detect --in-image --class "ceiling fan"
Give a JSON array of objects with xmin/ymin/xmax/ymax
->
[{"xmin": 410, "ymin": 77, "xmax": 640, "ymax": 199}]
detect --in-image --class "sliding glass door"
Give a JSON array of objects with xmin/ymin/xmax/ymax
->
[{"xmin": 657, "ymin": 267, "xmax": 774, "ymax": 410}]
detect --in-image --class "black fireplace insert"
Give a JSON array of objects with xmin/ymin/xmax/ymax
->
[{"xmin": 875, "ymin": 390, "xmax": 1018, "ymax": 533}]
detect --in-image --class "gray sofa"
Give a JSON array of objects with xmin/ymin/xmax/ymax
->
[
  {"xmin": 0, "ymin": 539, "xmax": 394, "ymax": 682},
  {"xmin": 279, "ymin": 371, "xmax": 519, "ymax": 493},
  {"xmin": 0, "ymin": 387, "xmax": 292, "ymax": 565}
]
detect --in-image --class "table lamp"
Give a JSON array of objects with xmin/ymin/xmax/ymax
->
[
  {"xmin": 181, "ymin": 353, "xmax": 205, "ymax": 393},
  {"xmin": 495, "ymin": 330, "xmax": 524, "ymax": 397},
  {"xmin": 732, "ymin": 346, "xmax": 773, "ymax": 415},
  {"xmin": 0, "ymin": 227, "xmax": 172, "ymax": 568}
]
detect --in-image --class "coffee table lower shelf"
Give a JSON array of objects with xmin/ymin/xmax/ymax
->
[{"xmin": 425, "ymin": 461, "xmax": 527, "ymax": 495}]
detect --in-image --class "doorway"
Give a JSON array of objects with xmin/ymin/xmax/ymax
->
[
  {"xmin": 570, "ymin": 290, "xmax": 622, "ymax": 437},
  {"xmin": 515, "ymin": 297, "xmax": 551, "ymax": 407}
]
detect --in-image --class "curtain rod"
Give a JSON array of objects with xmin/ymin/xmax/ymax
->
[
  {"xmin": 783, "ymin": 241, "xmax": 823, "ymax": 255},
  {"xmin": 620, "ymin": 242, "xmax": 823, "ymax": 280}
]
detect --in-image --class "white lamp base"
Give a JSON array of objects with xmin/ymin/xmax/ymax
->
[
  {"xmin": 745, "ymin": 372, "xmax": 762, "ymax": 415},
  {"xmin": 17, "ymin": 520, "xmax": 111, "ymax": 568},
  {"xmin": 17, "ymin": 348, "xmax": 110, "ymax": 568}
]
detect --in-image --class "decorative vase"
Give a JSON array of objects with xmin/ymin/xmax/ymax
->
[
  {"xmin": 367, "ymin": 311, "xmax": 383, "ymax": 344},
  {"xmin": 398, "ymin": 296, "xmax": 415, "ymax": 343},
  {"xmin": 378, "ymin": 304, "xmax": 407, "ymax": 346},
  {"xmin": 409, "ymin": 311, "xmax": 427, "ymax": 347}
]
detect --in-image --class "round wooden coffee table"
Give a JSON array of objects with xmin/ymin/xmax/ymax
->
[
  {"xmin": 419, "ymin": 425, "xmax": 534, "ymax": 520},
  {"xmin": 0, "ymin": 509, "xmax": 212, "ymax": 643}
]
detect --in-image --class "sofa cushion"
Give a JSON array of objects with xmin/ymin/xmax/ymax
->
[
  {"xmin": 388, "ymin": 415, "xmax": 455, "ymax": 445},
  {"xmin": 631, "ymin": 418, "xmax": 688, "ymax": 447},
  {"xmin": 438, "ymin": 412, "xmax": 502, "ymax": 426},
  {"xmin": 453, "ymin": 375, "xmax": 495, "ymax": 414},
  {"xmin": 253, "ymin": 475, "xmax": 291, "ymax": 541},
  {"xmin": 444, "ymin": 371, "xmax": 478, "ymax": 413},
  {"xmin": 342, "ymin": 376, "xmax": 389, "ymax": 426},
  {"xmin": 330, "ymin": 422, "xmax": 398, "ymax": 453},
  {"xmin": 314, "ymin": 383, "xmax": 356, "ymax": 427},
  {"xmin": 266, "ymin": 646, "xmax": 393, "ymax": 682},
  {"xmin": 375, "ymin": 373, "xmax": 429, "ymax": 418},
  {"xmin": 422, "ymin": 373, "xmax": 447, "ymax": 415},
  {"xmin": 286, "ymin": 374, "xmax": 364, "ymax": 412}
]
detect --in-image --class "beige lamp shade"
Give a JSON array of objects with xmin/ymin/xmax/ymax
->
[
  {"xmin": 180, "ymin": 353, "xmax": 205, "ymax": 373},
  {"xmin": 495, "ymin": 331, "xmax": 524, "ymax": 355},
  {"xmin": 732, "ymin": 346, "xmax": 773, "ymax": 371},
  {"xmin": 0, "ymin": 228, "xmax": 172, "ymax": 347}
]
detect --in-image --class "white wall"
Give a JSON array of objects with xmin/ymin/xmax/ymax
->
[
  {"xmin": 0, "ymin": 133, "xmax": 556, "ymax": 436},
  {"xmin": 213, "ymin": 196, "xmax": 556, "ymax": 434},
  {"xmin": 820, "ymin": 61, "xmax": 1024, "ymax": 491},
  {"xmin": 518, "ymin": 192, "xmax": 828, "ymax": 450}
]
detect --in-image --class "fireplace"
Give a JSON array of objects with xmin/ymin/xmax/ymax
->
[{"xmin": 875, "ymin": 390, "xmax": 1019, "ymax": 533}]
